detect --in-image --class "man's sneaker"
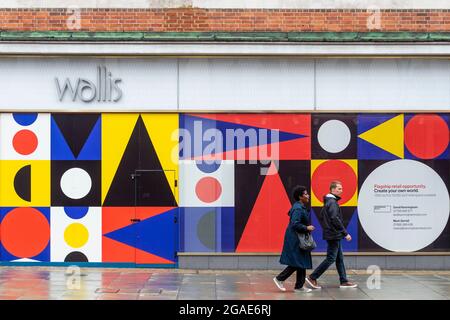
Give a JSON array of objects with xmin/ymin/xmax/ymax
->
[
  {"xmin": 340, "ymin": 282, "xmax": 358, "ymax": 288},
  {"xmin": 305, "ymin": 276, "xmax": 322, "ymax": 290},
  {"xmin": 294, "ymin": 287, "xmax": 312, "ymax": 293},
  {"xmin": 273, "ymin": 277, "xmax": 286, "ymax": 292}
]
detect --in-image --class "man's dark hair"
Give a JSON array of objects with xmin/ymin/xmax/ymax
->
[
  {"xmin": 329, "ymin": 180, "xmax": 342, "ymax": 192},
  {"xmin": 293, "ymin": 185, "xmax": 307, "ymax": 201}
]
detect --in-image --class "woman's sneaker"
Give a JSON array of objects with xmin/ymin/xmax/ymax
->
[
  {"xmin": 294, "ymin": 287, "xmax": 312, "ymax": 293},
  {"xmin": 305, "ymin": 276, "xmax": 322, "ymax": 289},
  {"xmin": 273, "ymin": 277, "xmax": 286, "ymax": 292},
  {"xmin": 340, "ymin": 282, "xmax": 358, "ymax": 288}
]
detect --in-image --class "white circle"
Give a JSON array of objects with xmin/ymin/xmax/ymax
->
[
  {"xmin": 60, "ymin": 168, "xmax": 92, "ymax": 200},
  {"xmin": 317, "ymin": 120, "xmax": 351, "ymax": 153},
  {"xmin": 358, "ymin": 160, "xmax": 449, "ymax": 252}
]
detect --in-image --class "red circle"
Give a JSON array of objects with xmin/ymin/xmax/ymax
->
[
  {"xmin": 311, "ymin": 160, "xmax": 357, "ymax": 205},
  {"xmin": 2, "ymin": 208, "xmax": 49, "ymax": 258},
  {"xmin": 405, "ymin": 115, "xmax": 449, "ymax": 159},
  {"xmin": 12, "ymin": 130, "xmax": 38, "ymax": 155},
  {"xmin": 195, "ymin": 177, "xmax": 222, "ymax": 203}
]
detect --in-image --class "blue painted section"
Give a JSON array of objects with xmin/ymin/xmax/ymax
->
[
  {"xmin": 0, "ymin": 207, "xmax": 50, "ymax": 262},
  {"xmin": 311, "ymin": 208, "xmax": 358, "ymax": 253},
  {"xmin": 179, "ymin": 207, "xmax": 235, "ymax": 252},
  {"xmin": 310, "ymin": 208, "xmax": 328, "ymax": 252},
  {"xmin": 195, "ymin": 160, "xmax": 222, "ymax": 173},
  {"xmin": 13, "ymin": 113, "xmax": 38, "ymax": 126},
  {"xmin": 105, "ymin": 208, "xmax": 178, "ymax": 263},
  {"xmin": 51, "ymin": 116, "xmax": 101, "ymax": 160},
  {"xmin": 77, "ymin": 117, "xmax": 102, "ymax": 160},
  {"xmin": 220, "ymin": 207, "xmax": 235, "ymax": 252},
  {"xmin": 357, "ymin": 114, "xmax": 402, "ymax": 160},
  {"xmin": 179, "ymin": 114, "xmax": 306, "ymax": 159},
  {"xmin": 51, "ymin": 117, "xmax": 75, "ymax": 160},
  {"xmin": 64, "ymin": 207, "xmax": 89, "ymax": 219},
  {"xmin": 341, "ymin": 209, "xmax": 358, "ymax": 252}
]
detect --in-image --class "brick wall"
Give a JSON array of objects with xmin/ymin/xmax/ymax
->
[{"xmin": 1, "ymin": 9, "xmax": 450, "ymax": 32}]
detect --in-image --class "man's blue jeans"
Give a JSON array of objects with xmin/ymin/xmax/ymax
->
[{"xmin": 310, "ymin": 239, "xmax": 348, "ymax": 284}]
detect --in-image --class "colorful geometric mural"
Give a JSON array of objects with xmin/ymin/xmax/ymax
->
[{"xmin": 0, "ymin": 112, "xmax": 448, "ymax": 266}]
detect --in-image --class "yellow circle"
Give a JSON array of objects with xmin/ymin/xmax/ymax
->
[{"xmin": 64, "ymin": 223, "xmax": 89, "ymax": 248}]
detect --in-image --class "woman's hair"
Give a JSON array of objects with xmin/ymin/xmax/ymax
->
[{"xmin": 292, "ymin": 185, "xmax": 307, "ymax": 201}]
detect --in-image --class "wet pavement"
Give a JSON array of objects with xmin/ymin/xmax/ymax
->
[{"xmin": 0, "ymin": 266, "xmax": 449, "ymax": 300}]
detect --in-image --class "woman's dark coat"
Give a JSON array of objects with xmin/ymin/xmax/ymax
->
[{"xmin": 279, "ymin": 201, "xmax": 313, "ymax": 269}]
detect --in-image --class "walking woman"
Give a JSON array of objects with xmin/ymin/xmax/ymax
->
[{"xmin": 273, "ymin": 185, "xmax": 315, "ymax": 293}]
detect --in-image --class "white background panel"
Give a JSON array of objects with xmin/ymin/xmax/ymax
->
[
  {"xmin": 316, "ymin": 59, "xmax": 450, "ymax": 110},
  {"xmin": 0, "ymin": 58, "xmax": 177, "ymax": 111},
  {"xmin": 179, "ymin": 58, "xmax": 315, "ymax": 110},
  {"xmin": 0, "ymin": 57, "xmax": 449, "ymax": 111}
]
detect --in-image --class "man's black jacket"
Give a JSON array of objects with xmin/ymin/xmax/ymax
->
[{"xmin": 320, "ymin": 194, "xmax": 348, "ymax": 240}]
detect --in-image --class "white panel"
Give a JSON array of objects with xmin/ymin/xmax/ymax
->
[
  {"xmin": 0, "ymin": 58, "xmax": 177, "ymax": 111},
  {"xmin": 316, "ymin": 59, "xmax": 450, "ymax": 110},
  {"xmin": 4, "ymin": 43, "xmax": 450, "ymax": 56},
  {"xmin": 179, "ymin": 160, "xmax": 234, "ymax": 207},
  {"xmin": 179, "ymin": 58, "xmax": 315, "ymax": 110}
]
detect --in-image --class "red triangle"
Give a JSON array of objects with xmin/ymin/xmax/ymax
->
[
  {"xmin": 102, "ymin": 207, "xmax": 134, "ymax": 234},
  {"xmin": 191, "ymin": 138, "xmax": 310, "ymax": 161},
  {"xmin": 189, "ymin": 114, "xmax": 310, "ymax": 136},
  {"xmin": 236, "ymin": 162, "xmax": 291, "ymax": 252},
  {"xmin": 136, "ymin": 207, "xmax": 176, "ymax": 221},
  {"xmin": 136, "ymin": 247, "xmax": 175, "ymax": 265},
  {"xmin": 102, "ymin": 237, "xmax": 135, "ymax": 263}
]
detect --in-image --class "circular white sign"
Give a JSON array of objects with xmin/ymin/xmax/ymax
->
[
  {"xmin": 317, "ymin": 120, "xmax": 351, "ymax": 153},
  {"xmin": 358, "ymin": 160, "xmax": 449, "ymax": 252},
  {"xmin": 60, "ymin": 168, "xmax": 92, "ymax": 200}
]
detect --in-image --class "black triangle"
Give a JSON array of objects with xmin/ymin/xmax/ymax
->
[
  {"xmin": 53, "ymin": 114, "xmax": 99, "ymax": 158},
  {"xmin": 104, "ymin": 116, "xmax": 176, "ymax": 206},
  {"xmin": 277, "ymin": 160, "xmax": 311, "ymax": 206},
  {"xmin": 234, "ymin": 162, "xmax": 267, "ymax": 247}
]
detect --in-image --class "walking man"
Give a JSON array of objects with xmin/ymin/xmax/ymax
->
[{"xmin": 306, "ymin": 181, "xmax": 357, "ymax": 289}]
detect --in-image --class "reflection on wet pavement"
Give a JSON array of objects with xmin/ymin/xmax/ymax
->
[{"xmin": 0, "ymin": 267, "xmax": 449, "ymax": 300}]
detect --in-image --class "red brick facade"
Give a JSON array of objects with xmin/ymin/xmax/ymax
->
[{"xmin": 1, "ymin": 8, "xmax": 450, "ymax": 32}]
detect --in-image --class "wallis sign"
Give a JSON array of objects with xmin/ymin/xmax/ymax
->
[{"xmin": 55, "ymin": 66, "xmax": 123, "ymax": 103}]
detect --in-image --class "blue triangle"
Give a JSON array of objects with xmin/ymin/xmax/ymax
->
[
  {"xmin": 310, "ymin": 209, "xmax": 328, "ymax": 252},
  {"xmin": 180, "ymin": 115, "xmax": 307, "ymax": 158},
  {"xmin": 78, "ymin": 117, "xmax": 101, "ymax": 160},
  {"xmin": 342, "ymin": 209, "xmax": 358, "ymax": 252},
  {"xmin": 51, "ymin": 117, "xmax": 75, "ymax": 160},
  {"xmin": 104, "ymin": 208, "xmax": 177, "ymax": 262},
  {"xmin": 358, "ymin": 138, "xmax": 400, "ymax": 160}
]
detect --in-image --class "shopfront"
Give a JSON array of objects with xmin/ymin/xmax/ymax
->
[{"xmin": 0, "ymin": 54, "xmax": 448, "ymax": 268}]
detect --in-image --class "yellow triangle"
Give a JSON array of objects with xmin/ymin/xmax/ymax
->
[
  {"xmin": 358, "ymin": 114, "xmax": 404, "ymax": 158},
  {"xmin": 102, "ymin": 113, "xmax": 139, "ymax": 204},
  {"xmin": 141, "ymin": 114, "xmax": 179, "ymax": 204}
]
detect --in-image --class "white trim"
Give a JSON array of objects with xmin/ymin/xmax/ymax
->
[
  {"xmin": 1, "ymin": 42, "xmax": 450, "ymax": 57},
  {"xmin": 1, "ymin": 0, "xmax": 450, "ymax": 9}
]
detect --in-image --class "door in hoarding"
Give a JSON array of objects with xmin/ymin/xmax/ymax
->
[{"xmin": 133, "ymin": 169, "xmax": 178, "ymax": 266}]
